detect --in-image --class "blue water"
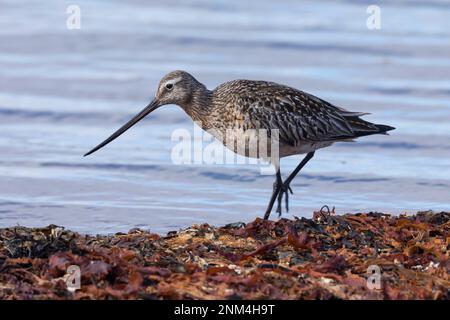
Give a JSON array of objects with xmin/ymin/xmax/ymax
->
[{"xmin": 0, "ymin": 0, "xmax": 449, "ymax": 234}]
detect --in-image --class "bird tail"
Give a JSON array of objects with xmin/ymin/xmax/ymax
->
[
  {"xmin": 374, "ymin": 123, "xmax": 396, "ymax": 134},
  {"xmin": 346, "ymin": 116, "xmax": 395, "ymax": 138},
  {"xmin": 331, "ymin": 106, "xmax": 395, "ymax": 139}
]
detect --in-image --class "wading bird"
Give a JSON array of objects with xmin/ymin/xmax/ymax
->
[{"xmin": 84, "ymin": 70, "xmax": 394, "ymax": 219}]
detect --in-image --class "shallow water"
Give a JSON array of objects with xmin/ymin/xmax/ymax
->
[{"xmin": 1, "ymin": 0, "xmax": 449, "ymax": 234}]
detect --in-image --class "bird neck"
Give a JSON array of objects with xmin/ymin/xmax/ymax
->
[{"xmin": 184, "ymin": 84, "xmax": 214, "ymax": 127}]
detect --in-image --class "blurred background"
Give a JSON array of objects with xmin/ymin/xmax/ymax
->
[{"xmin": 0, "ymin": 0, "xmax": 449, "ymax": 234}]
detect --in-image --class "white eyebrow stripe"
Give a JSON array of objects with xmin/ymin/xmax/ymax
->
[{"xmin": 165, "ymin": 76, "xmax": 182, "ymax": 86}]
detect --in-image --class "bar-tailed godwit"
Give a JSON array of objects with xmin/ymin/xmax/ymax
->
[{"xmin": 84, "ymin": 70, "xmax": 395, "ymax": 219}]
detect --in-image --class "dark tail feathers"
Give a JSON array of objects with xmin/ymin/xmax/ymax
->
[
  {"xmin": 374, "ymin": 124, "xmax": 395, "ymax": 134},
  {"xmin": 341, "ymin": 114, "xmax": 395, "ymax": 139},
  {"xmin": 350, "ymin": 122, "xmax": 395, "ymax": 138}
]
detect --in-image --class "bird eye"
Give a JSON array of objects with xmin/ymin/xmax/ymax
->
[{"xmin": 165, "ymin": 83, "xmax": 174, "ymax": 90}]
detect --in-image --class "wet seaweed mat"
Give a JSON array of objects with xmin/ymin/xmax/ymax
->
[{"xmin": 0, "ymin": 210, "xmax": 448, "ymax": 299}]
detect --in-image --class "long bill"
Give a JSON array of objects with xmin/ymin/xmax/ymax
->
[{"xmin": 84, "ymin": 99, "xmax": 159, "ymax": 157}]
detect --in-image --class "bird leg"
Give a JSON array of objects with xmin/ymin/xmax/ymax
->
[
  {"xmin": 276, "ymin": 182, "xmax": 293, "ymax": 216},
  {"xmin": 263, "ymin": 170, "xmax": 283, "ymax": 220},
  {"xmin": 276, "ymin": 151, "xmax": 314, "ymax": 216},
  {"xmin": 263, "ymin": 151, "xmax": 315, "ymax": 220},
  {"xmin": 284, "ymin": 151, "xmax": 315, "ymax": 187}
]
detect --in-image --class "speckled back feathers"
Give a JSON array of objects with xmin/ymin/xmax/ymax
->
[{"xmin": 161, "ymin": 71, "xmax": 394, "ymax": 150}]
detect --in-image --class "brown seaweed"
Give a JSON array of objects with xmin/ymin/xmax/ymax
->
[{"xmin": 0, "ymin": 210, "xmax": 448, "ymax": 300}]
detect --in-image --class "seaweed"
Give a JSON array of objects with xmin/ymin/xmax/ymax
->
[{"xmin": 0, "ymin": 210, "xmax": 448, "ymax": 299}]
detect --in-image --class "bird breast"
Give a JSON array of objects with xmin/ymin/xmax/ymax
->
[
  {"xmin": 205, "ymin": 127, "xmax": 274, "ymax": 160},
  {"xmin": 204, "ymin": 126, "xmax": 333, "ymax": 160}
]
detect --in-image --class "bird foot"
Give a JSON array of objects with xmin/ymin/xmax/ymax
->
[{"xmin": 275, "ymin": 182, "xmax": 293, "ymax": 217}]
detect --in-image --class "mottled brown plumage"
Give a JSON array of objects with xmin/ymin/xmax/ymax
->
[{"xmin": 85, "ymin": 70, "xmax": 395, "ymax": 219}]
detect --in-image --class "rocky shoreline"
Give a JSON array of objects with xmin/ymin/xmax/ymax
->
[{"xmin": 0, "ymin": 210, "xmax": 448, "ymax": 299}]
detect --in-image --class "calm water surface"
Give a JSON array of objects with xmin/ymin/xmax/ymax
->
[{"xmin": 1, "ymin": 0, "xmax": 449, "ymax": 234}]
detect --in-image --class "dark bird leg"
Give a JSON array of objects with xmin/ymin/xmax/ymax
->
[
  {"xmin": 264, "ymin": 151, "xmax": 315, "ymax": 220},
  {"xmin": 284, "ymin": 152, "xmax": 315, "ymax": 187},
  {"xmin": 276, "ymin": 183, "xmax": 293, "ymax": 217},
  {"xmin": 279, "ymin": 151, "xmax": 315, "ymax": 214},
  {"xmin": 263, "ymin": 170, "xmax": 283, "ymax": 220}
]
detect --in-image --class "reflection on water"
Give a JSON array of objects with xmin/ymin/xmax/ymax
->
[{"xmin": 0, "ymin": 0, "xmax": 449, "ymax": 234}]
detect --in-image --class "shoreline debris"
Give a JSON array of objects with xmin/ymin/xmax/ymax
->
[{"xmin": 0, "ymin": 210, "xmax": 448, "ymax": 299}]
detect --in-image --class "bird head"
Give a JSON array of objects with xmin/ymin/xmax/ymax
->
[
  {"xmin": 155, "ymin": 70, "xmax": 197, "ymax": 107},
  {"xmin": 83, "ymin": 70, "xmax": 199, "ymax": 157}
]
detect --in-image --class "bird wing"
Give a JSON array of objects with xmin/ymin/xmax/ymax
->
[{"xmin": 228, "ymin": 81, "xmax": 380, "ymax": 146}]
